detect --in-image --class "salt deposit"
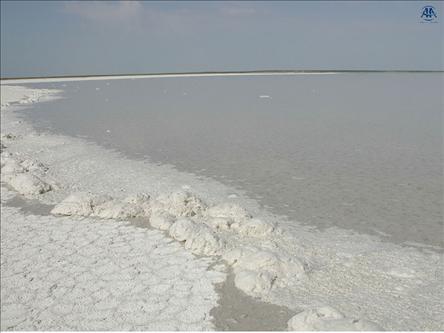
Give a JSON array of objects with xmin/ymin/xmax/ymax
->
[
  {"xmin": 151, "ymin": 191, "xmax": 207, "ymax": 217},
  {"xmin": 204, "ymin": 217, "xmax": 232, "ymax": 230},
  {"xmin": 234, "ymin": 218, "xmax": 276, "ymax": 237},
  {"xmin": 7, "ymin": 173, "xmax": 52, "ymax": 196},
  {"xmin": 1, "ymin": 155, "xmax": 25, "ymax": 174},
  {"xmin": 223, "ymin": 246, "xmax": 307, "ymax": 294},
  {"xmin": 149, "ymin": 213, "xmax": 176, "ymax": 231},
  {"xmin": 51, "ymin": 192, "xmax": 112, "ymax": 216},
  {"xmin": 182, "ymin": 224, "xmax": 225, "ymax": 256},
  {"xmin": 91, "ymin": 193, "xmax": 150, "ymax": 219},
  {"xmin": 1, "ymin": 187, "xmax": 224, "ymax": 331},
  {"xmin": 287, "ymin": 306, "xmax": 383, "ymax": 331},
  {"xmin": 1, "ymin": 153, "xmax": 52, "ymax": 196},
  {"xmin": 168, "ymin": 218, "xmax": 198, "ymax": 241},
  {"xmin": 91, "ymin": 199, "xmax": 147, "ymax": 219},
  {"xmin": 206, "ymin": 202, "xmax": 252, "ymax": 223},
  {"xmin": 0, "ymin": 71, "xmax": 338, "ymax": 86},
  {"xmin": 1, "ymin": 82, "xmax": 443, "ymax": 330},
  {"xmin": 50, "ymin": 188, "xmax": 285, "ymax": 290},
  {"xmin": 167, "ymin": 218, "xmax": 225, "ymax": 255}
]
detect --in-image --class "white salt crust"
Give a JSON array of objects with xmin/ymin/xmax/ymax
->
[
  {"xmin": 287, "ymin": 306, "xmax": 383, "ymax": 331},
  {"xmin": 1, "ymin": 153, "xmax": 52, "ymax": 195},
  {"xmin": 2, "ymin": 84, "xmax": 443, "ymax": 330},
  {"xmin": 0, "ymin": 187, "xmax": 224, "ymax": 331}
]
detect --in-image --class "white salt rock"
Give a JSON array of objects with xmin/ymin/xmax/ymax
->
[
  {"xmin": 152, "ymin": 191, "xmax": 206, "ymax": 217},
  {"xmin": 225, "ymin": 247, "xmax": 306, "ymax": 277},
  {"xmin": 288, "ymin": 306, "xmax": 344, "ymax": 331},
  {"xmin": 169, "ymin": 218, "xmax": 198, "ymax": 241},
  {"xmin": 92, "ymin": 200, "xmax": 147, "ymax": 219},
  {"xmin": 8, "ymin": 173, "xmax": 52, "ymax": 195},
  {"xmin": 1, "ymin": 157, "xmax": 25, "ymax": 174},
  {"xmin": 205, "ymin": 217, "xmax": 232, "ymax": 230},
  {"xmin": 51, "ymin": 192, "xmax": 111, "ymax": 216},
  {"xmin": 223, "ymin": 246, "xmax": 306, "ymax": 295},
  {"xmin": 20, "ymin": 159, "xmax": 49, "ymax": 174},
  {"xmin": 123, "ymin": 193, "xmax": 150, "ymax": 205},
  {"xmin": 235, "ymin": 218, "xmax": 275, "ymax": 237},
  {"xmin": 184, "ymin": 225, "xmax": 225, "ymax": 256},
  {"xmin": 234, "ymin": 269, "xmax": 275, "ymax": 294},
  {"xmin": 123, "ymin": 193, "xmax": 151, "ymax": 215},
  {"xmin": 168, "ymin": 218, "xmax": 225, "ymax": 255},
  {"xmin": 287, "ymin": 307, "xmax": 383, "ymax": 331},
  {"xmin": 150, "ymin": 213, "xmax": 175, "ymax": 231},
  {"xmin": 206, "ymin": 203, "xmax": 251, "ymax": 223}
]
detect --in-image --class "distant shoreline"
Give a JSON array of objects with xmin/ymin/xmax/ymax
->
[{"xmin": 1, "ymin": 69, "xmax": 442, "ymax": 81}]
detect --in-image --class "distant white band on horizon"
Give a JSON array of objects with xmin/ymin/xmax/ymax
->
[{"xmin": 0, "ymin": 72, "xmax": 338, "ymax": 84}]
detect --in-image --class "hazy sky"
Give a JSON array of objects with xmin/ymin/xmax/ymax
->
[{"xmin": 1, "ymin": 1, "xmax": 442, "ymax": 77}]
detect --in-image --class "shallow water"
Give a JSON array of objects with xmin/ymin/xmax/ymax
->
[{"xmin": 21, "ymin": 73, "xmax": 443, "ymax": 247}]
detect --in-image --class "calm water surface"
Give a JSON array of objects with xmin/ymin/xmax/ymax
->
[{"xmin": 22, "ymin": 74, "xmax": 443, "ymax": 247}]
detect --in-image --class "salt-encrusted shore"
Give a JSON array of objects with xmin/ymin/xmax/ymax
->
[
  {"xmin": 1, "ymin": 81, "xmax": 443, "ymax": 331},
  {"xmin": 1, "ymin": 187, "xmax": 224, "ymax": 330}
]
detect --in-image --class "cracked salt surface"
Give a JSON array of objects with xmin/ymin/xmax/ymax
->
[
  {"xmin": 1, "ymin": 82, "xmax": 444, "ymax": 331},
  {"xmin": 1, "ymin": 187, "xmax": 224, "ymax": 331}
]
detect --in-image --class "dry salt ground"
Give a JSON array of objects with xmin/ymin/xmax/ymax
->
[
  {"xmin": 1, "ymin": 187, "xmax": 223, "ymax": 330},
  {"xmin": 1, "ymin": 81, "xmax": 443, "ymax": 331}
]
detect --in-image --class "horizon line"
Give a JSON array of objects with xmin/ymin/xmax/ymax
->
[{"xmin": 1, "ymin": 69, "xmax": 443, "ymax": 80}]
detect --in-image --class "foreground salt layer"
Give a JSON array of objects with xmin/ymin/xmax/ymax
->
[
  {"xmin": 2, "ymin": 145, "xmax": 305, "ymax": 298},
  {"xmin": 0, "ymin": 187, "xmax": 224, "ymax": 331},
  {"xmin": 1, "ymin": 84, "xmax": 443, "ymax": 331},
  {"xmin": 287, "ymin": 307, "xmax": 383, "ymax": 331}
]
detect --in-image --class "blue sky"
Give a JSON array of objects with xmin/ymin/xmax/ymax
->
[{"xmin": 1, "ymin": 1, "xmax": 442, "ymax": 77}]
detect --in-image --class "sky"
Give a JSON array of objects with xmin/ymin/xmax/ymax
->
[{"xmin": 1, "ymin": 1, "xmax": 443, "ymax": 77}]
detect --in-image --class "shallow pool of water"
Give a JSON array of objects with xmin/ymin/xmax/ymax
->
[{"xmin": 21, "ymin": 73, "xmax": 443, "ymax": 247}]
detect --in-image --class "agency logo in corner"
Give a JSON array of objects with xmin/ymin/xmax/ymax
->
[{"xmin": 420, "ymin": 5, "xmax": 438, "ymax": 23}]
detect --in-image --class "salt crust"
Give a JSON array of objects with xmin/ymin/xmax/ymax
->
[
  {"xmin": 287, "ymin": 306, "xmax": 383, "ymax": 331},
  {"xmin": 1, "ymin": 153, "xmax": 52, "ymax": 195},
  {"xmin": 7, "ymin": 84, "xmax": 444, "ymax": 330},
  {"xmin": 1, "ymin": 192, "xmax": 224, "ymax": 330},
  {"xmin": 50, "ymin": 190, "xmax": 286, "ymax": 276},
  {"xmin": 2, "ymin": 138, "xmax": 286, "ymax": 294},
  {"xmin": 223, "ymin": 246, "xmax": 306, "ymax": 294}
]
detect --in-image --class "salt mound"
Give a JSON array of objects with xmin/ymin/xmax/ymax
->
[
  {"xmin": 169, "ymin": 218, "xmax": 225, "ymax": 256},
  {"xmin": 287, "ymin": 306, "xmax": 383, "ymax": 331},
  {"xmin": 223, "ymin": 246, "xmax": 306, "ymax": 295},
  {"xmin": 8, "ymin": 173, "xmax": 52, "ymax": 195},
  {"xmin": 91, "ymin": 193, "xmax": 150, "ymax": 219},
  {"xmin": 51, "ymin": 192, "xmax": 111, "ymax": 216},
  {"xmin": 149, "ymin": 213, "xmax": 175, "ymax": 231},
  {"xmin": 184, "ymin": 225, "xmax": 225, "ymax": 256},
  {"xmin": 234, "ymin": 218, "xmax": 276, "ymax": 237},
  {"xmin": 169, "ymin": 218, "xmax": 199, "ymax": 241},
  {"xmin": 152, "ymin": 191, "xmax": 206, "ymax": 217},
  {"xmin": 234, "ymin": 269, "xmax": 276, "ymax": 294},
  {"xmin": 204, "ymin": 217, "xmax": 232, "ymax": 230},
  {"xmin": 123, "ymin": 193, "xmax": 150, "ymax": 205},
  {"xmin": 20, "ymin": 158, "xmax": 49, "ymax": 174},
  {"xmin": 206, "ymin": 203, "xmax": 251, "ymax": 223},
  {"xmin": 1, "ymin": 156, "xmax": 25, "ymax": 174},
  {"xmin": 92, "ymin": 200, "xmax": 146, "ymax": 219}
]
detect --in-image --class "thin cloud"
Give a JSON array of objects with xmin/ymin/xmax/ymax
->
[
  {"xmin": 64, "ymin": 1, "xmax": 143, "ymax": 23},
  {"xmin": 219, "ymin": 5, "xmax": 258, "ymax": 17}
]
